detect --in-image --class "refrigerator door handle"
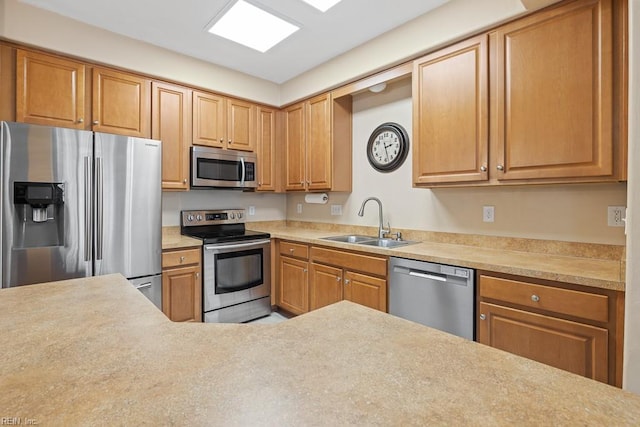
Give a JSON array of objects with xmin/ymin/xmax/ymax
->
[
  {"xmin": 96, "ymin": 156, "xmax": 103, "ymax": 260},
  {"xmin": 240, "ymin": 156, "xmax": 245, "ymax": 187},
  {"xmin": 84, "ymin": 156, "xmax": 92, "ymax": 262}
]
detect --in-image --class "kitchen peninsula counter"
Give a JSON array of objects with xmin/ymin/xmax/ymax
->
[
  {"xmin": 2, "ymin": 274, "xmax": 639, "ymax": 425},
  {"xmin": 246, "ymin": 222, "xmax": 625, "ymax": 292}
]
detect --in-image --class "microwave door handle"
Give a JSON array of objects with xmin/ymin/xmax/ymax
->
[{"xmin": 240, "ymin": 157, "xmax": 245, "ymax": 187}]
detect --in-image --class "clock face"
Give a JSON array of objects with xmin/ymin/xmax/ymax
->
[{"xmin": 366, "ymin": 123, "xmax": 409, "ymax": 172}]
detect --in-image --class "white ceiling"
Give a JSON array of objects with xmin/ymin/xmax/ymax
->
[{"xmin": 21, "ymin": 0, "xmax": 448, "ymax": 84}]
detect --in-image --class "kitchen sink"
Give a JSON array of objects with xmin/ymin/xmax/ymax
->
[
  {"xmin": 321, "ymin": 235, "xmax": 377, "ymax": 243},
  {"xmin": 356, "ymin": 238, "xmax": 416, "ymax": 248},
  {"xmin": 320, "ymin": 235, "xmax": 417, "ymax": 248}
]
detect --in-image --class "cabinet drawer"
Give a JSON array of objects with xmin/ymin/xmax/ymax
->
[
  {"xmin": 311, "ymin": 246, "xmax": 387, "ymax": 277},
  {"xmin": 162, "ymin": 248, "xmax": 201, "ymax": 269},
  {"xmin": 280, "ymin": 241, "xmax": 309, "ymax": 259},
  {"xmin": 480, "ymin": 275, "xmax": 608, "ymax": 323}
]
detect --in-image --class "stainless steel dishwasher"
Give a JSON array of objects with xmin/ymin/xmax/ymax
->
[{"xmin": 389, "ymin": 257, "xmax": 475, "ymax": 340}]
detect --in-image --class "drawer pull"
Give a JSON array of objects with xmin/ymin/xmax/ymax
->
[
  {"xmin": 180, "ymin": 256, "xmax": 185, "ymax": 263},
  {"xmin": 531, "ymin": 294, "xmax": 540, "ymax": 302}
]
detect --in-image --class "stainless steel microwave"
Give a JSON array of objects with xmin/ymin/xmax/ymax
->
[{"xmin": 191, "ymin": 146, "xmax": 257, "ymax": 189}]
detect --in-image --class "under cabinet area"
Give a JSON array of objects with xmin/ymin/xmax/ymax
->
[
  {"xmin": 477, "ymin": 273, "xmax": 624, "ymax": 387},
  {"xmin": 162, "ymin": 247, "xmax": 202, "ymax": 322},
  {"xmin": 275, "ymin": 240, "xmax": 387, "ymax": 315}
]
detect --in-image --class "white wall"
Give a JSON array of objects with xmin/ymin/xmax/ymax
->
[
  {"xmin": 287, "ymin": 79, "xmax": 627, "ymax": 245},
  {"xmin": 623, "ymin": 0, "xmax": 640, "ymax": 394},
  {"xmin": 162, "ymin": 191, "xmax": 286, "ymax": 226},
  {"xmin": 0, "ymin": 0, "xmax": 280, "ymax": 106}
]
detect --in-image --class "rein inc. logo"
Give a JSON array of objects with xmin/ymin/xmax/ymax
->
[{"xmin": 1, "ymin": 417, "xmax": 39, "ymax": 425}]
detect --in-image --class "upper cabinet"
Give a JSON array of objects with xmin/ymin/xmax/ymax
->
[
  {"xmin": 152, "ymin": 81, "xmax": 192, "ymax": 191},
  {"xmin": 256, "ymin": 106, "xmax": 278, "ymax": 191},
  {"xmin": 413, "ymin": 0, "xmax": 626, "ymax": 187},
  {"xmin": 413, "ymin": 35, "xmax": 488, "ymax": 185},
  {"xmin": 16, "ymin": 49, "xmax": 87, "ymax": 129},
  {"xmin": 493, "ymin": 0, "xmax": 614, "ymax": 181},
  {"xmin": 92, "ymin": 67, "xmax": 151, "ymax": 138},
  {"xmin": 192, "ymin": 90, "xmax": 256, "ymax": 152},
  {"xmin": 284, "ymin": 92, "xmax": 352, "ymax": 192}
]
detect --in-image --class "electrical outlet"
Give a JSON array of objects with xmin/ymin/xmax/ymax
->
[
  {"xmin": 483, "ymin": 206, "xmax": 495, "ymax": 223},
  {"xmin": 248, "ymin": 206, "xmax": 255, "ymax": 216},
  {"xmin": 296, "ymin": 203, "xmax": 303, "ymax": 214},
  {"xmin": 607, "ymin": 206, "xmax": 626, "ymax": 227},
  {"xmin": 331, "ymin": 204, "xmax": 343, "ymax": 216}
]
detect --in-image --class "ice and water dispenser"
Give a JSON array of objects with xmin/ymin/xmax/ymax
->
[{"xmin": 13, "ymin": 182, "xmax": 65, "ymax": 248}]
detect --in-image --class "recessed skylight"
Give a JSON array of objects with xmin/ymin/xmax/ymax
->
[
  {"xmin": 207, "ymin": 0, "xmax": 300, "ymax": 53},
  {"xmin": 301, "ymin": 0, "xmax": 342, "ymax": 12}
]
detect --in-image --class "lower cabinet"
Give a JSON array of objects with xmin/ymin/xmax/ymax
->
[
  {"xmin": 276, "ymin": 240, "xmax": 387, "ymax": 315},
  {"xmin": 478, "ymin": 273, "xmax": 623, "ymax": 386},
  {"xmin": 161, "ymin": 247, "xmax": 202, "ymax": 322}
]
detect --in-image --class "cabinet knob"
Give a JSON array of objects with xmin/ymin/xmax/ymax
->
[
  {"xmin": 220, "ymin": 138, "xmax": 224, "ymax": 143},
  {"xmin": 531, "ymin": 294, "xmax": 540, "ymax": 302},
  {"xmin": 289, "ymin": 248, "xmax": 294, "ymax": 253},
  {"xmin": 336, "ymin": 277, "xmax": 341, "ymax": 282},
  {"xmin": 228, "ymin": 139, "xmax": 232, "ymax": 144},
  {"xmin": 480, "ymin": 165, "xmax": 487, "ymax": 172},
  {"xmin": 303, "ymin": 268, "xmax": 308, "ymax": 273},
  {"xmin": 496, "ymin": 164, "xmax": 505, "ymax": 171},
  {"xmin": 344, "ymin": 279, "xmax": 350, "ymax": 285},
  {"xmin": 180, "ymin": 256, "xmax": 185, "ymax": 263},
  {"xmin": 183, "ymin": 179, "xmax": 187, "ymax": 184},
  {"xmin": 196, "ymin": 272, "xmax": 200, "ymax": 279},
  {"xmin": 77, "ymin": 118, "xmax": 84, "ymax": 124},
  {"xmin": 480, "ymin": 314, "xmax": 486, "ymax": 320},
  {"xmin": 92, "ymin": 120, "xmax": 99, "ymax": 125}
]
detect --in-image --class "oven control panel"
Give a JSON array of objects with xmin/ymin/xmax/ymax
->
[{"xmin": 181, "ymin": 209, "xmax": 245, "ymax": 226}]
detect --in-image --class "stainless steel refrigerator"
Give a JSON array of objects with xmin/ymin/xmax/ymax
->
[{"xmin": 0, "ymin": 122, "xmax": 162, "ymax": 308}]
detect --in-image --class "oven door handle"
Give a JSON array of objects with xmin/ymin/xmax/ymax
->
[{"xmin": 204, "ymin": 239, "xmax": 271, "ymax": 251}]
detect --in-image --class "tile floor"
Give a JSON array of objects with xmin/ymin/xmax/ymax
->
[{"xmin": 247, "ymin": 311, "xmax": 289, "ymax": 324}]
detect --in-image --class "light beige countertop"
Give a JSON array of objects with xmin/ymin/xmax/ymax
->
[
  {"xmin": 162, "ymin": 226, "xmax": 202, "ymax": 250},
  {"xmin": 247, "ymin": 222, "xmax": 625, "ymax": 292},
  {"xmin": 1, "ymin": 274, "xmax": 639, "ymax": 425}
]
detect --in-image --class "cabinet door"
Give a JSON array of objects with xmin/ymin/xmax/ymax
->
[
  {"xmin": 92, "ymin": 67, "xmax": 151, "ymax": 137},
  {"xmin": 306, "ymin": 93, "xmax": 332, "ymax": 190},
  {"xmin": 494, "ymin": 0, "xmax": 613, "ymax": 180},
  {"xmin": 162, "ymin": 265, "xmax": 202, "ymax": 322},
  {"xmin": 284, "ymin": 102, "xmax": 306, "ymax": 191},
  {"xmin": 309, "ymin": 262, "xmax": 343, "ymax": 311},
  {"xmin": 478, "ymin": 302, "xmax": 608, "ymax": 383},
  {"xmin": 344, "ymin": 271, "xmax": 387, "ymax": 312},
  {"xmin": 192, "ymin": 90, "xmax": 225, "ymax": 148},
  {"xmin": 152, "ymin": 82, "xmax": 191, "ymax": 190},
  {"xmin": 413, "ymin": 35, "xmax": 488, "ymax": 185},
  {"xmin": 278, "ymin": 256, "xmax": 309, "ymax": 315},
  {"xmin": 16, "ymin": 49, "xmax": 86, "ymax": 129},
  {"xmin": 227, "ymin": 98, "xmax": 255, "ymax": 152},
  {"xmin": 256, "ymin": 106, "xmax": 276, "ymax": 191}
]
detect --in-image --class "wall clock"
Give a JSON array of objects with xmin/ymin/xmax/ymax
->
[{"xmin": 366, "ymin": 122, "xmax": 410, "ymax": 172}]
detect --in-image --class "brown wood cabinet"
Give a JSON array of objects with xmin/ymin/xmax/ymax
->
[
  {"xmin": 412, "ymin": 35, "xmax": 488, "ymax": 185},
  {"xmin": 152, "ymin": 81, "xmax": 192, "ymax": 190},
  {"xmin": 284, "ymin": 93, "xmax": 352, "ymax": 192},
  {"xmin": 256, "ymin": 106, "xmax": 278, "ymax": 191},
  {"xmin": 413, "ymin": 0, "xmax": 626, "ymax": 187},
  {"xmin": 92, "ymin": 67, "xmax": 151, "ymax": 138},
  {"xmin": 277, "ymin": 241, "xmax": 310, "ymax": 315},
  {"xmin": 309, "ymin": 246, "xmax": 387, "ymax": 312},
  {"xmin": 226, "ymin": 98, "xmax": 255, "ymax": 152},
  {"xmin": 493, "ymin": 0, "xmax": 615, "ymax": 181},
  {"xmin": 477, "ymin": 273, "xmax": 623, "ymax": 386},
  {"xmin": 162, "ymin": 247, "xmax": 202, "ymax": 322},
  {"xmin": 16, "ymin": 49, "xmax": 87, "ymax": 129}
]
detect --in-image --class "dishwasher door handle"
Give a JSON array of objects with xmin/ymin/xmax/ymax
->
[{"xmin": 408, "ymin": 270, "xmax": 447, "ymax": 282}]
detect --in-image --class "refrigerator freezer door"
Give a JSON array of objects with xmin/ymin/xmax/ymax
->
[
  {"xmin": 93, "ymin": 133, "xmax": 161, "ymax": 278},
  {"xmin": 1, "ymin": 122, "xmax": 94, "ymax": 287}
]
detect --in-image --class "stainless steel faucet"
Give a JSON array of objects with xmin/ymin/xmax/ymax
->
[{"xmin": 358, "ymin": 197, "xmax": 390, "ymax": 239}]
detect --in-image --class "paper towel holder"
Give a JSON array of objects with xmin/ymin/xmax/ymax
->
[{"xmin": 304, "ymin": 193, "xmax": 329, "ymax": 204}]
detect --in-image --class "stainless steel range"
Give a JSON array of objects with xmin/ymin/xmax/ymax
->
[{"xmin": 180, "ymin": 209, "xmax": 271, "ymax": 323}]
